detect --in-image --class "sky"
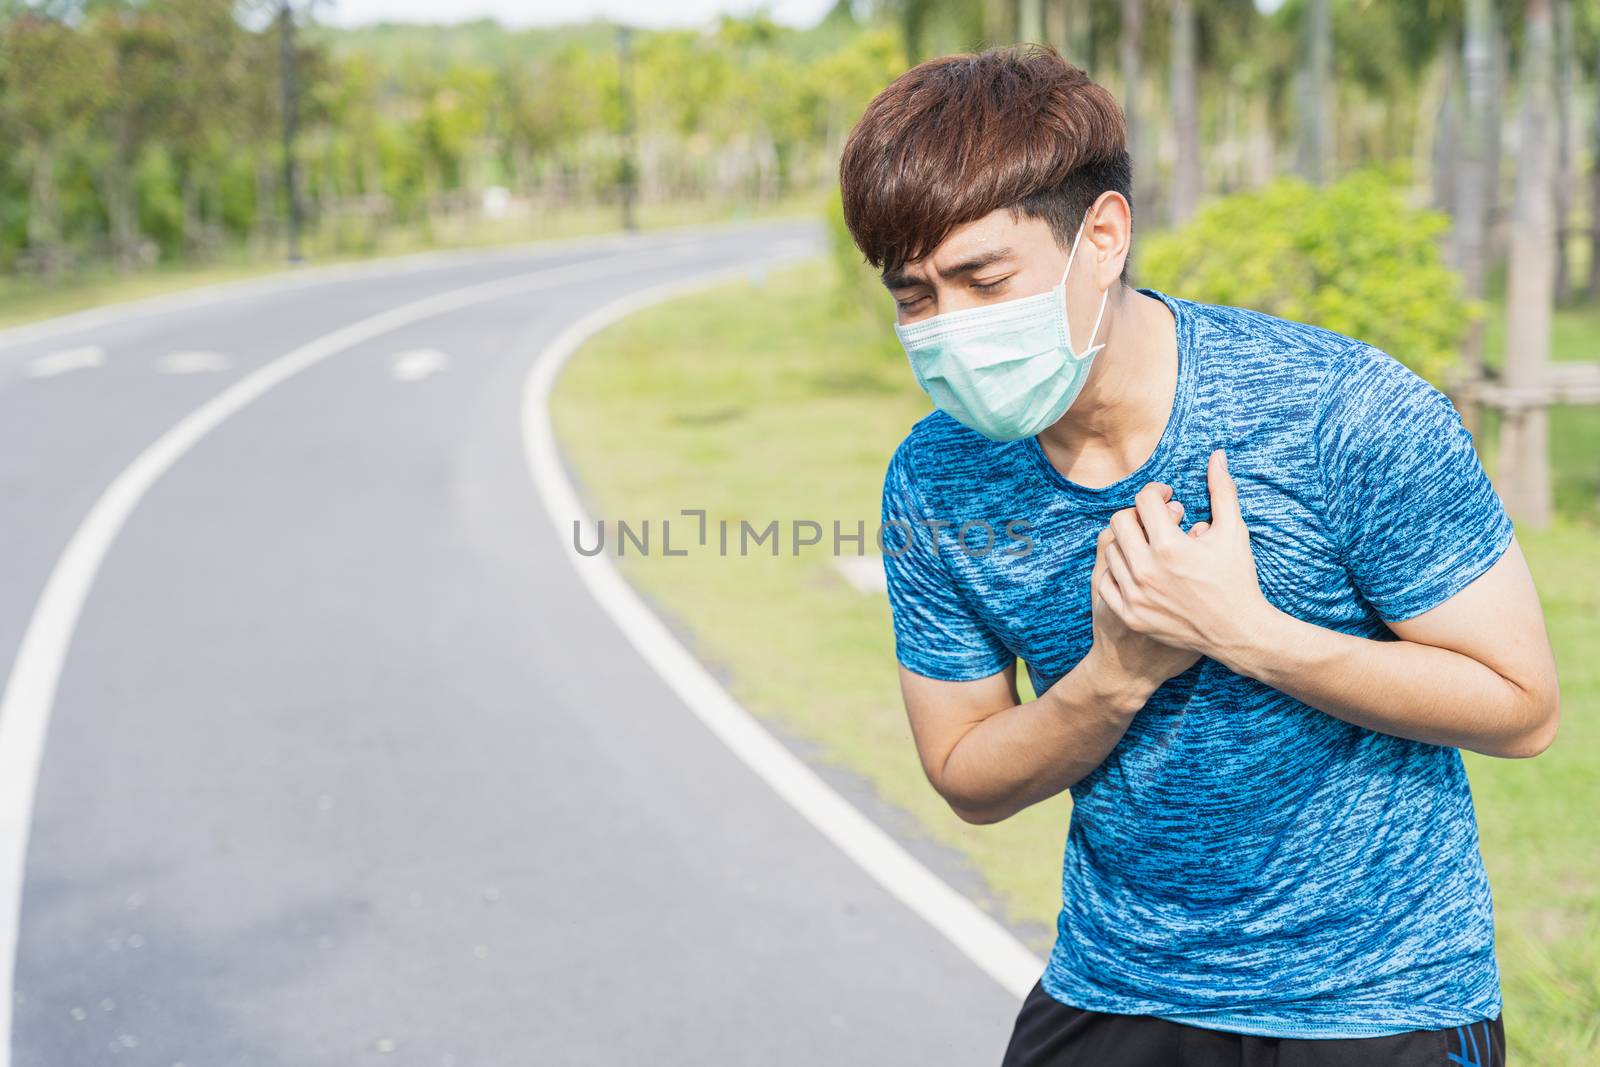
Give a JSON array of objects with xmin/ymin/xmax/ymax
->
[{"xmin": 324, "ymin": 0, "xmax": 839, "ymax": 30}]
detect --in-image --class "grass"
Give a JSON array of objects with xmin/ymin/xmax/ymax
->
[
  {"xmin": 0, "ymin": 193, "xmax": 818, "ymax": 332},
  {"xmin": 552, "ymin": 257, "xmax": 1600, "ymax": 1063},
  {"xmin": 1480, "ymin": 297, "xmax": 1600, "ymax": 522}
]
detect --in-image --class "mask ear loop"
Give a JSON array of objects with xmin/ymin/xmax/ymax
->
[
  {"xmin": 1058, "ymin": 220, "xmax": 1086, "ymax": 286},
  {"xmin": 1059, "ymin": 219, "xmax": 1109, "ymax": 358},
  {"xmin": 1079, "ymin": 285, "xmax": 1110, "ymax": 359}
]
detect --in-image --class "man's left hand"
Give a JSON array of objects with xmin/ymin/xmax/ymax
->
[{"xmin": 1100, "ymin": 448, "xmax": 1280, "ymax": 664}]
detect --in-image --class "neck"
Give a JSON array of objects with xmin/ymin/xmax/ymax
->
[{"xmin": 1035, "ymin": 285, "xmax": 1179, "ymax": 489}]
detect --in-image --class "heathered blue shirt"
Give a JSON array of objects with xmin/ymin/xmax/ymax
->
[{"xmin": 879, "ymin": 289, "xmax": 1513, "ymax": 1039}]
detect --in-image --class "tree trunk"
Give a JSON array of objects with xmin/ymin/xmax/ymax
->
[
  {"xmin": 1301, "ymin": 0, "xmax": 1332, "ymax": 184},
  {"xmin": 1169, "ymin": 0, "xmax": 1200, "ymax": 225},
  {"xmin": 1552, "ymin": 0, "xmax": 1574, "ymax": 297},
  {"xmin": 26, "ymin": 143, "xmax": 63, "ymax": 277},
  {"xmin": 1433, "ymin": 46, "xmax": 1461, "ymax": 222},
  {"xmin": 1457, "ymin": 0, "xmax": 1496, "ymax": 380},
  {"xmin": 1590, "ymin": 61, "xmax": 1600, "ymax": 300},
  {"xmin": 1067, "ymin": 0, "xmax": 1090, "ymax": 66},
  {"xmin": 1499, "ymin": 0, "xmax": 1556, "ymax": 530},
  {"xmin": 254, "ymin": 158, "xmax": 278, "ymax": 252},
  {"xmin": 1018, "ymin": 0, "xmax": 1043, "ymax": 45},
  {"xmin": 1045, "ymin": 0, "xmax": 1067, "ymax": 57},
  {"xmin": 99, "ymin": 148, "xmax": 139, "ymax": 273},
  {"xmin": 1486, "ymin": 28, "xmax": 1507, "ymax": 262},
  {"xmin": 1120, "ymin": 0, "xmax": 1143, "ymax": 223},
  {"xmin": 181, "ymin": 168, "xmax": 202, "ymax": 259},
  {"xmin": 984, "ymin": 0, "xmax": 1012, "ymax": 46},
  {"xmin": 1249, "ymin": 95, "xmax": 1275, "ymax": 187}
]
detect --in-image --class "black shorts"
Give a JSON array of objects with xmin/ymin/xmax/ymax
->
[{"xmin": 1002, "ymin": 978, "xmax": 1506, "ymax": 1067}]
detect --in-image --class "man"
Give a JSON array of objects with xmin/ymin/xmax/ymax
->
[{"xmin": 839, "ymin": 46, "xmax": 1559, "ymax": 1066}]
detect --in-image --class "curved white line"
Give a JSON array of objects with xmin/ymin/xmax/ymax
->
[
  {"xmin": 519, "ymin": 266, "xmax": 1045, "ymax": 999},
  {"xmin": 0, "ymin": 242, "xmax": 706, "ymax": 1063}
]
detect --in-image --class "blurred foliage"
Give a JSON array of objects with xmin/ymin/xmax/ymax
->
[
  {"xmin": 1139, "ymin": 169, "xmax": 1473, "ymax": 384},
  {"xmin": 824, "ymin": 186, "xmax": 906, "ymax": 361},
  {"xmin": 0, "ymin": 2, "xmax": 904, "ymax": 276}
]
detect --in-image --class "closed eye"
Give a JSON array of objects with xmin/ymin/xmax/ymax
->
[
  {"xmin": 895, "ymin": 294, "xmax": 930, "ymax": 311},
  {"xmin": 972, "ymin": 276, "xmax": 1011, "ymax": 293}
]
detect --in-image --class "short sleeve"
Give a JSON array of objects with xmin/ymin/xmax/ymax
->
[
  {"xmin": 1315, "ymin": 345, "xmax": 1515, "ymax": 622},
  {"xmin": 879, "ymin": 444, "xmax": 1014, "ymax": 681}
]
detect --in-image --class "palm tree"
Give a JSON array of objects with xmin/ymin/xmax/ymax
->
[
  {"xmin": 1120, "ymin": 0, "xmax": 1145, "ymax": 228},
  {"xmin": 1300, "ymin": 0, "xmax": 1331, "ymax": 184},
  {"xmin": 1019, "ymin": 0, "xmax": 1043, "ymax": 43},
  {"xmin": 1169, "ymin": 0, "xmax": 1200, "ymax": 223},
  {"xmin": 1552, "ymin": 0, "xmax": 1575, "ymax": 297},
  {"xmin": 1456, "ymin": 0, "xmax": 1496, "ymax": 379},
  {"xmin": 1499, "ymin": 0, "xmax": 1557, "ymax": 528}
]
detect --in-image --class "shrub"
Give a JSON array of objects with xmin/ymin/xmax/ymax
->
[
  {"xmin": 1137, "ymin": 170, "xmax": 1473, "ymax": 385},
  {"xmin": 824, "ymin": 185, "xmax": 904, "ymax": 361}
]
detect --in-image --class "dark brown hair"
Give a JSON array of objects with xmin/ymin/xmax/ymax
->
[{"xmin": 839, "ymin": 45, "xmax": 1132, "ymax": 280}]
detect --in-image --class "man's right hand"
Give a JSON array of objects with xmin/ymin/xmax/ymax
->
[{"xmin": 1084, "ymin": 496, "xmax": 1202, "ymax": 706}]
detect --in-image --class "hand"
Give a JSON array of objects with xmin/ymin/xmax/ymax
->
[
  {"xmin": 1085, "ymin": 485, "xmax": 1202, "ymax": 705},
  {"xmin": 1101, "ymin": 449, "xmax": 1279, "ymax": 666}
]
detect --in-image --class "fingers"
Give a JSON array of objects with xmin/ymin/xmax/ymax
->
[
  {"xmin": 1092, "ymin": 526, "xmax": 1125, "ymax": 614},
  {"xmin": 1098, "ymin": 554, "xmax": 1129, "ymax": 617},
  {"xmin": 1105, "ymin": 537, "xmax": 1138, "ymax": 602},
  {"xmin": 1133, "ymin": 482, "xmax": 1183, "ymax": 549},
  {"xmin": 1207, "ymin": 449, "xmax": 1242, "ymax": 531},
  {"xmin": 1109, "ymin": 506, "xmax": 1154, "ymax": 575},
  {"xmin": 1187, "ymin": 520, "xmax": 1211, "ymax": 539}
]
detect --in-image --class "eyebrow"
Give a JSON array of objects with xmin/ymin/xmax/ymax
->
[{"xmin": 882, "ymin": 247, "xmax": 1015, "ymax": 291}]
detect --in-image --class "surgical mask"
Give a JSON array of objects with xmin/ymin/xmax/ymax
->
[{"xmin": 893, "ymin": 219, "xmax": 1108, "ymax": 442}]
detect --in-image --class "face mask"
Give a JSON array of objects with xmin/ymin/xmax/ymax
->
[{"xmin": 893, "ymin": 219, "xmax": 1109, "ymax": 442}]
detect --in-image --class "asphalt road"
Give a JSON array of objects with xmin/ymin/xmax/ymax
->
[{"xmin": 0, "ymin": 224, "xmax": 1029, "ymax": 1066}]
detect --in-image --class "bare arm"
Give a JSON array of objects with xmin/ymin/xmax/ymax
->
[
  {"xmin": 1104, "ymin": 451, "xmax": 1560, "ymax": 759},
  {"xmin": 901, "ymin": 495, "xmax": 1200, "ymax": 825},
  {"xmin": 1215, "ymin": 537, "xmax": 1558, "ymax": 757}
]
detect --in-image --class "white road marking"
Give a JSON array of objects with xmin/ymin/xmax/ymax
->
[
  {"xmin": 520, "ymin": 270, "xmax": 1044, "ymax": 1000},
  {"xmin": 158, "ymin": 350, "xmax": 233, "ymax": 375},
  {"xmin": 0, "ymin": 243, "xmax": 707, "ymax": 1064},
  {"xmin": 390, "ymin": 349, "xmax": 450, "ymax": 382},
  {"xmin": 23, "ymin": 346, "xmax": 105, "ymax": 379},
  {"xmin": 831, "ymin": 555, "xmax": 888, "ymax": 595}
]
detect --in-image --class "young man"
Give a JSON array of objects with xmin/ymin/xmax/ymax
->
[{"xmin": 839, "ymin": 46, "xmax": 1559, "ymax": 1066}]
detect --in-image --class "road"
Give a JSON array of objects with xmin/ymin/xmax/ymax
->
[{"xmin": 0, "ymin": 224, "xmax": 1032, "ymax": 1066}]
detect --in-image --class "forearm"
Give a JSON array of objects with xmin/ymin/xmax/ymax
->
[
  {"xmin": 940, "ymin": 650, "xmax": 1153, "ymax": 824},
  {"xmin": 1214, "ymin": 607, "xmax": 1551, "ymax": 757}
]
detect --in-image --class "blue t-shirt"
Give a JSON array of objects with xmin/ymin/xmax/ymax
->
[{"xmin": 879, "ymin": 289, "xmax": 1513, "ymax": 1039}]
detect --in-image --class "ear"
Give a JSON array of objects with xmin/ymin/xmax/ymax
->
[{"xmin": 1085, "ymin": 190, "xmax": 1131, "ymax": 290}]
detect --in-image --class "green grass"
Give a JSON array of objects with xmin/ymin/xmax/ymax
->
[
  {"xmin": 1477, "ymin": 298, "xmax": 1600, "ymax": 523},
  {"xmin": 0, "ymin": 193, "xmax": 818, "ymax": 332},
  {"xmin": 552, "ymin": 258, "xmax": 1600, "ymax": 1063}
]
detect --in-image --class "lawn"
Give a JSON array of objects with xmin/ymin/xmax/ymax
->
[{"xmin": 552, "ymin": 257, "xmax": 1600, "ymax": 1063}]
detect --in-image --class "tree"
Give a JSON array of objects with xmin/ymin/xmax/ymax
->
[
  {"xmin": 0, "ymin": 6, "xmax": 107, "ymax": 275},
  {"xmin": 1119, "ymin": 0, "xmax": 1144, "ymax": 228},
  {"xmin": 1299, "ymin": 0, "xmax": 1331, "ymax": 185},
  {"xmin": 1169, "ymin": 0, "xmax": 1200, "ymax": 224},
  {"xmin": 1498, "ymin": 0, "xmax": 1557, "ymax": 528},
  {"xmin": 1018, "ymin": 0, "xmax": 1042, "ymax": 44},
  {"xmin": 1456, "ymin": 0, "xmax": 1497, "ymax": 377},
  {"xmin": 1550, "ymin": 0, "xmax": 1575, "ymax": 298},
  {"xmin": 84, "ymin": 3, "xmax": 180, "ymax": 269}
]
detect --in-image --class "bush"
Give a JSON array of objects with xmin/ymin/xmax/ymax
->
[
  {"xmin": 1137, "ymin": 170, "xmax": 1473, "ymax": 385},
  {"xmin": 824, "ymin": 185, "xmax": 904, "ymax": 361}
]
